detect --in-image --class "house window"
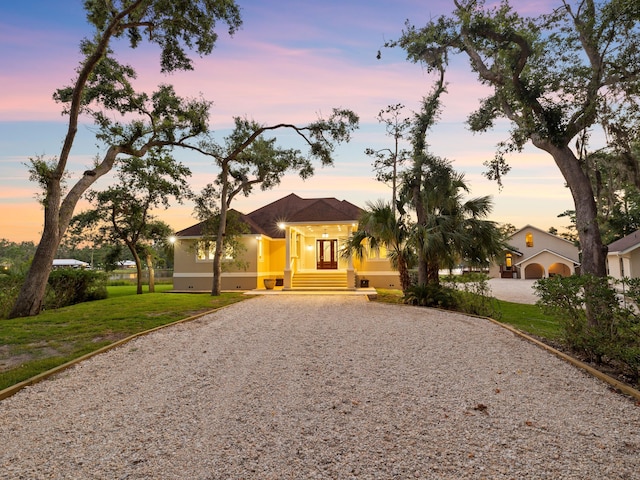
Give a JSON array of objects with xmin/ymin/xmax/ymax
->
[
  {"xmin": 525, "ymin": 232, "xmax": 534, "ymax": 247},
  {"xmin": 196, "ymin": 241, "xmax": 234, "ymax": 261},
  {"xmin": 505, "ymin": 253, "xmax": 512, "ymax": 270},
  {"xmin": 368, "ymin": 243, "xmax": 389, "ymax": 260},
  {"xmin": 196, "ymin": 241, "xmax": 215, "ymax": 261}
]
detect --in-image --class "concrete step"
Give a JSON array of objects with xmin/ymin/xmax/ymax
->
[{"xmin": 292, "ymin": 272, "xmax": 349, "ymax": 288}]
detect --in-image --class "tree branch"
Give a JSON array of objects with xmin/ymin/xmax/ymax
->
[{"xmin": 57, "ymin": 0, "xmax": 145, "ymax": 179}]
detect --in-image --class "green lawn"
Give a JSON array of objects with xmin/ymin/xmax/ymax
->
[
  {"xmin": 0, "ymin": 286, "xmax": 248, "ymax": 391},
  {"xmin": 373, "ymin": 288, "xmax": 561, "ymax": 339},
  {"xmin": 493, "ymin": 299, "xmax": 562, "ymax": 339}
]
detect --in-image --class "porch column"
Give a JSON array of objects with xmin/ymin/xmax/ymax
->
[
  {"xmin": 347, "ymin": 253, "xmax": 356, "ymax": 290},
  {"xmin": 283, "ymin": 226, "xmax": 292, "ymax": 289},
  {"xmin": 347, "ymin": 226, "xmax": 356, "ymax": 290}
]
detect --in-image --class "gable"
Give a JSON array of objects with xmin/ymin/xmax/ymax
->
[
  {"xmin": 514, "ymin": 249, "xmax": 579, "ymax": 267},
  {"xmin": 287, "ymin": 199, "xmax": 360, "ymax": 222},
  {"xmin": 509, "ymin": 225, "xmax": 574, "ymax": 248},
  {"xmin": 507, "ymin": 224, "xmax": 579, "ymax": 263},
  {"xmin": 245, "ymin": 194, "xmax": 361, "ymax": 238}
]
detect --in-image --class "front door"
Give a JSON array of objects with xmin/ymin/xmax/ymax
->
[{"xmin": 316, "ymin": 239, "xmax": 338, "ymax": 269}]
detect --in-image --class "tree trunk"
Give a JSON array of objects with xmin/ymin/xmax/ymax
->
[
  {"xmin": 398, "ymin": 255, "xmax": 411, "ymax": 293},
  {"xmin": 8, "ymin": 14, "xmax": 124, "ymax": 318},
  {"xmin": 411, "ymin": 180, "xmax": 430, "ymax": 286},
  {"xmin": 417, "ymin": 257, "xmax": 428, "ymax": 286},
  {"xmin": 211, "ymin": 213, "xmax": 225, "ymax": 296},
  {"xmin": 426, "ymin": 262, "xmax": 440, "ymax": 285},
  {"xmin": 535, "ymin": 141, "xmax": 606, "ymax": 328},
  {"xmin": 9, "ymin": 228, "xmax": 59, "ymax": 318},
  {"xmin": 211, "ymin": 163, "xmax": 232, "ymax": 296},
  {"xmin": 9, "ymin": 147, "xmax": 126, "ymax": 317},
  {"xmin": 8, "ymin": 175, "xmax": 65, "ymax": 318},
  {"xmin": 535, "ymin": 141, "xmax": 607, "ymax": 278},
  {"xmin": 131, "ymin": 248, "xmax": 144, "ymax": 295},
  {"xmin": 146, "ymin": 252, "xmax": 155, "ymax": 293}
]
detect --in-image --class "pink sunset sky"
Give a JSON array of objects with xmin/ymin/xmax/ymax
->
[{"xmin": 0, "ymin": 0, "xmax": 575, "ymax": 243}]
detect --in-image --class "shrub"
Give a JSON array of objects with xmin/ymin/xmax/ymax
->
[
  {"xmin": 622, "ymin": 277, "xmax": 640, "ymax": 307},
  {"xmin": 404, "ymin": 283, "xmax": 458, "ymax": 309},
  {"xmin": 442, "ymin": 273, "xmax": 501, "ymax": 319},
  {"xmin": 45, "ymin": 268, "xmax": 107, "ymax": 309},
  {"xmin": 535, "ymin": 274, "xmax": 640, "ymax": 384},
  {"xmin": 0, "ymin": 269, "xmax": 108, "ymax": 319},
  {"xmin": 0, "ymin": 274, "xmax": 24, "ymax": 319}
]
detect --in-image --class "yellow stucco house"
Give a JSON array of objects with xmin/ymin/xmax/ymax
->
[
  {"xmin": 172, "ymin": 193, "xmax": 401, "ymax": 291},
  {"xmin": 489, "ymin": 224, "xmax": 580, "ymax": 279}
]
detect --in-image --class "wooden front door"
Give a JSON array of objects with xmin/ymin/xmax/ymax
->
[{"xmin": 316, "ymin": 239, "xmax": 338, "ymax": 269}]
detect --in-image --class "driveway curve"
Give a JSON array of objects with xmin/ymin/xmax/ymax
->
[
  {"xmin": 1, "ymin": 295, "xmax": 639, "ymax": 479},
  {"xmin": 488, "ymin": 278, "xmax": 539, "ymax": 304}
]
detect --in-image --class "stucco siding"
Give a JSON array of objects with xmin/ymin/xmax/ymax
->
[
  {"xmin": 172, "ymin": 236, "xmax": 262, "ymax": 291},
  {"xmin": 608, "ymin": 249, "xmax": 640, "ymax": 280},
  {"xmin": 492, "ymin": 225, "xmax": 579, "ymax": 279},
  {"xmin": 628, "ymin": 250, "xmax": 640, "ymax": 278},
  {"xmin": 510, "ymin": 227, "xmax": 578, "ymax": 261},
  {"xmin": 267, "ymin": 239, "xmax": 286, "ymax": 272}
]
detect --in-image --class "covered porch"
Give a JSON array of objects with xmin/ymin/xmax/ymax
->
[{"xmin": 279, "ymin": 221, "xmax": 357, "ymax": 290}]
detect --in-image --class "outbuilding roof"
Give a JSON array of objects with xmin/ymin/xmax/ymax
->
[
  {"xmin": 513, "ymin": 248, "xmax": 581, "ymax": 267},
  {"xmin": 607, "ymin": 229, "xmax": 640, "ymax": 254}
]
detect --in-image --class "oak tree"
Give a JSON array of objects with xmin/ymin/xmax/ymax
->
[
  {"xmin": 390, "ymin": 0, "xmax": 640, "ymax": 279},
  {"xmin": 70, "ymin": 150, "xmax": 191, "ymax": 294},
  {"xmin": 193, "ymin": 110, "xmax": 359, "ymax": 295},
  {"xmin": 10, "ymin": 0, "xmax": 241, "ymax": 317}
]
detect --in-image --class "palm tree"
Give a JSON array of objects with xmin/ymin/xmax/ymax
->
[
  {"xmin": 342, "ymin": 200, "xmax": 415, "ymax": 292},
  {"xmin": 400, "ymin": 155, "xmax": 503, "ymax": 285}
]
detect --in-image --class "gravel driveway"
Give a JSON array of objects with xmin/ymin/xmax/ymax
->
[
  {"xmin": 488, "ymin": 278, "xmax": 539, "ymax": 304},
  {"xmin": 1, "ymin": 295, "xmax": 639, "ymax": 479}
]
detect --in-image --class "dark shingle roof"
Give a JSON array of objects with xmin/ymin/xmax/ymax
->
[
  {"xmin": 176, "ymin": 194, "xmax": 362, "ymax": 239},
  {"xmin": 175, "ymin": 209, "xmax": 268, "ymax": 237},
  {"xmin": 607, "ymin": 229, "xmax": 640, "ymax": 254}
]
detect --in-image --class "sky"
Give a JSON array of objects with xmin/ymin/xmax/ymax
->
[{"xmin": 0, "ymin": 0, "xmax": 575, "ymax": 243}]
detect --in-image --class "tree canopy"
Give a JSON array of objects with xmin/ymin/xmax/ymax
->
[
  {"xmin": 389, "ymin": 0, "xmax": 640, "ymax": 278},
  {"xmin": 365, "ymin": 104, "xmax": 412, "ymax": 213},
  {"xmin": 70, "ymin": 149, "xmax": 192, "ymax": 294},
  {"xmin": 10, "ymin": 0, "xmax": 242, "ymax": 318},
  {"xmin": 192, "ymin": 110, "xmax": 360, "ymax": 295}
]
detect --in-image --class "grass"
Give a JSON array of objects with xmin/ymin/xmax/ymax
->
[
  {"xmin": 372, "ymin": 288, "xmax": 562, "ymax": 339},
  {"xmin": 0, "ymin": 286, "xmax": 248, "ymax": 391},
  {"xmin": 493, "ymin": 299, "xmax": 563, "ymax": 339},
  {"xmin": 373, "ymin": 289, "xmax": 407, "ymax": 304}
]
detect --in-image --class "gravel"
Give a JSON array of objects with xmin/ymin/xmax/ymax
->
[{"xmin": 1, "ymin": 295, "xmax": 639, "ymax": 479}]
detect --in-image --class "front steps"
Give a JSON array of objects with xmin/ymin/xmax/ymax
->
[{"xmin": 290, "ymin": 271, "xmax": 350, "ymax": 290}]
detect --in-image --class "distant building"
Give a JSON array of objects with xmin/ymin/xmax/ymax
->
[
  {"xmin": 606, "ymin": 230, "xmax": 640, "ymax": 280},
  {"xmin": 52, "ymin": 259, "xmax": 90, "ymax": 269},
  {"xmin": 489, "ymin": 225, "xmax": 580, "ymax": 279},
  {"xmin": 117, "ymin": 260, "xmax": 137, "ymax": 269}
]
